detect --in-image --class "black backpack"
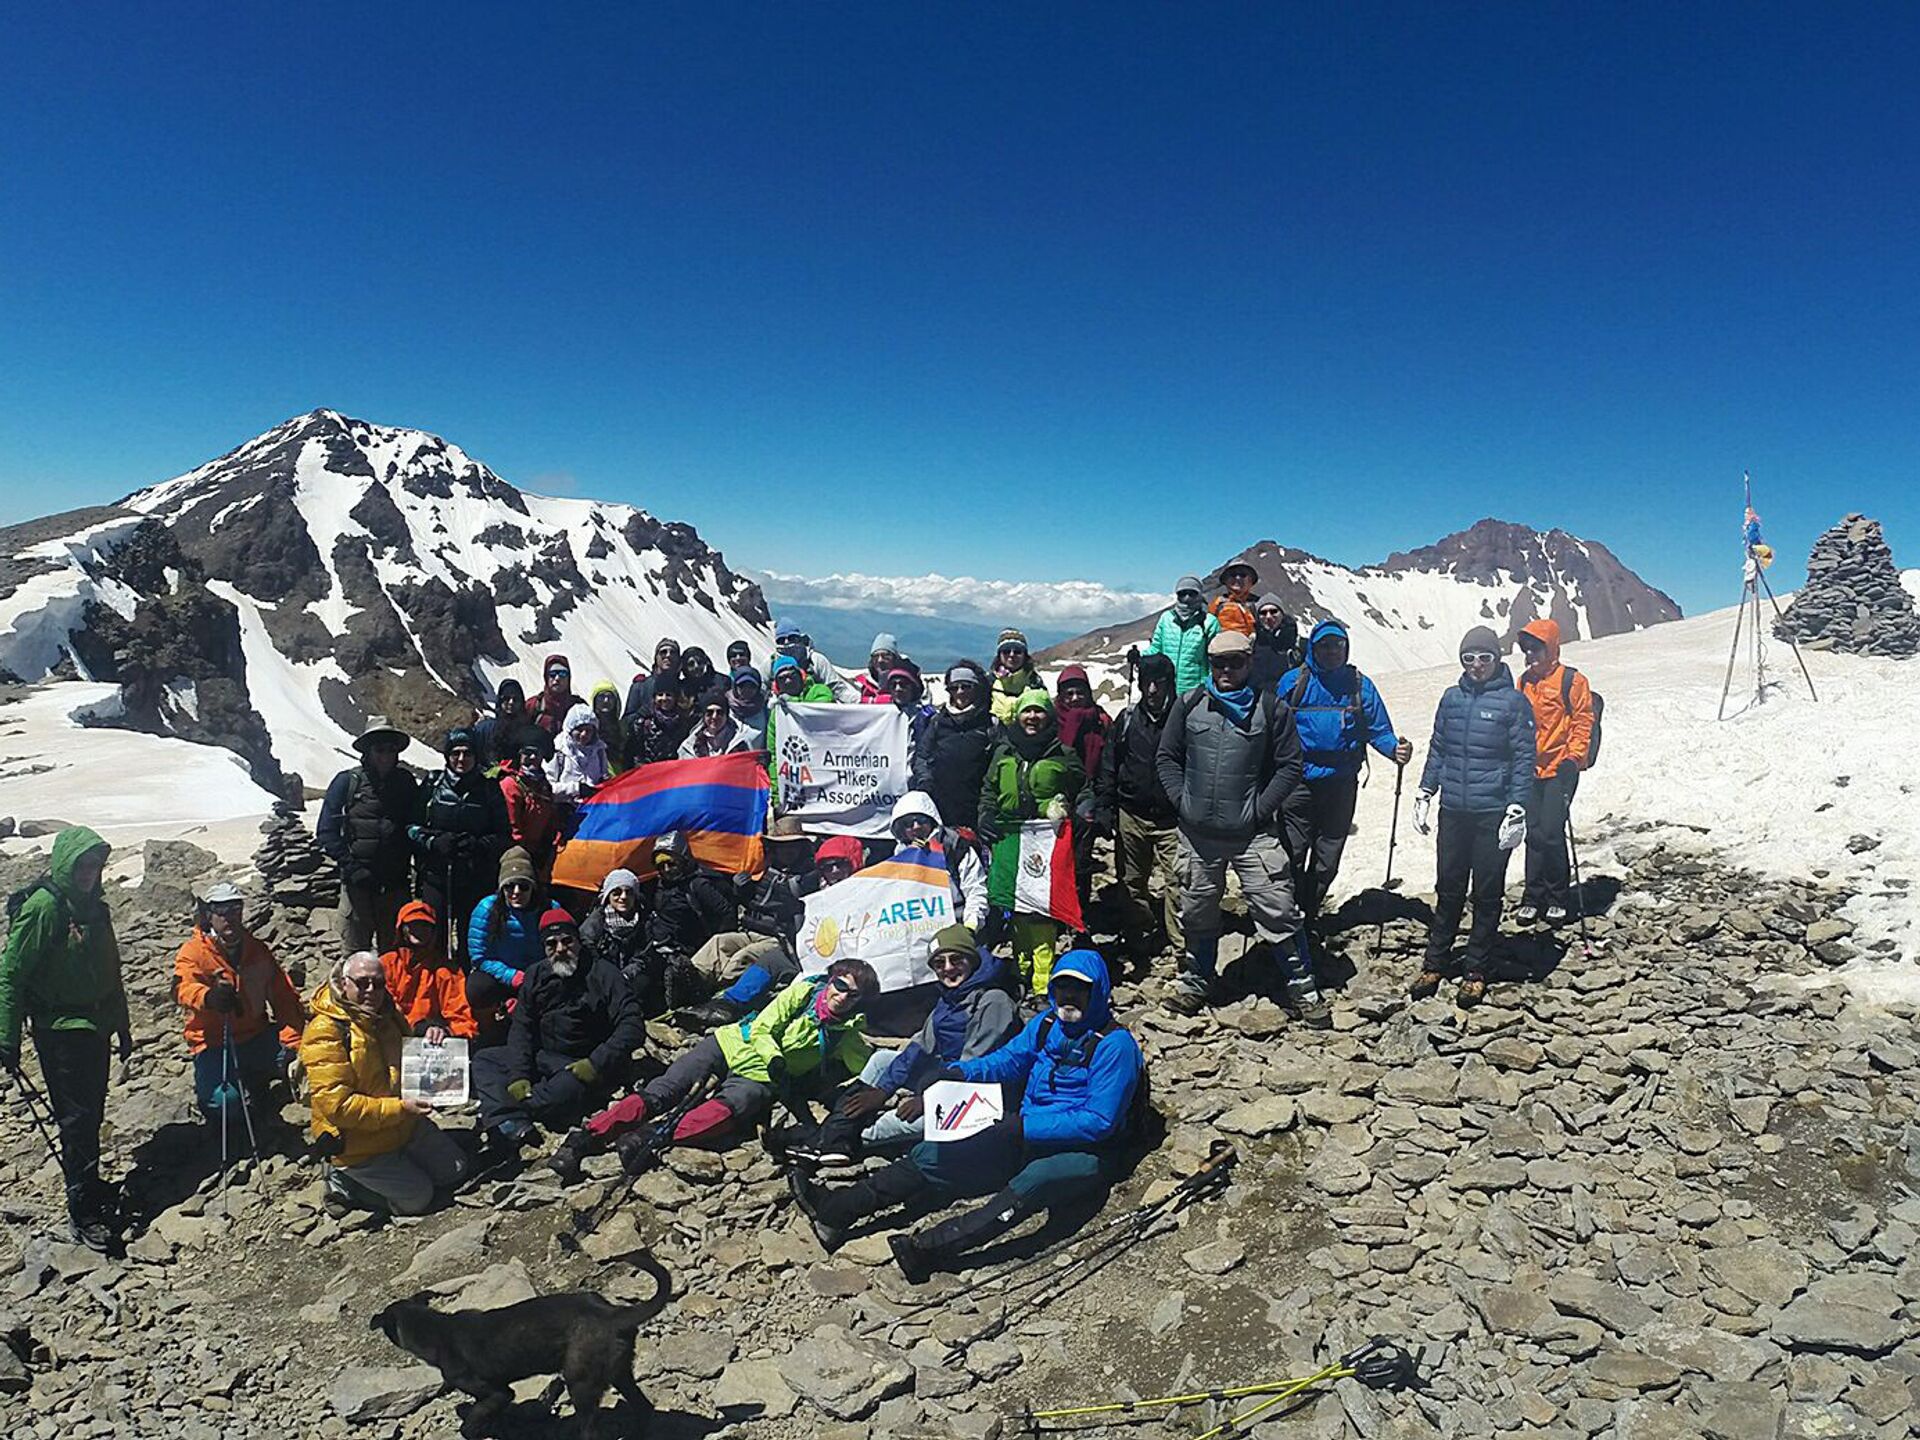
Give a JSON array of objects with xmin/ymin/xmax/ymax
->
[
  {"xmin": 6, "ymin": 876, "xmax": 60, "ymax": 925},
  {"xmin": 1561, "ymin": 667, "xmax": 1604, "ymax": 770}
]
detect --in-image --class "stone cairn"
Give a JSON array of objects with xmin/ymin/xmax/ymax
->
[
  {"xmin": 250, "ymin": 803, "xmax": 342, "ymax": 983},
  {"xmin": 1774, "ymin": 513, "xmax": 1920, "ymax": 658}
]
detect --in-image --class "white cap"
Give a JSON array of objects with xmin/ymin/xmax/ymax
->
[{"xmin": 201, "ymin": 881, "xmax": 244, "ymax": 906}]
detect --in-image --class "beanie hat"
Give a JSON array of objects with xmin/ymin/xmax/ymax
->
[
  {"xmin": 730, "ymin": 665, "xmax": 763, "ymax": 688},
  {"xmin": 815, "ymin": 835, "xmax": 865, "ymax": 869},
  {"xmin": 497, "ymin": 847, "xmax": 536, "ymax": 889},
  {"xmin": 1015, "ymin": 686, "xmax": 1054, "ymax": 716},
  {"xmin": 997, "ymin": 628, "xmax": 1029, "ymax": 650},
  {"xmin": 1208, "ymin": 629, "xmax": 1254, "ymax": 657},
  {"xmin": 770, "ymin": 654, "xmax": 802, "ymax": 678},
  {"xmin": 1256, "ymin": 593, "xmax": 1285, "ymax": 612},
  {"xmin": 495, "ymin": 678, "xmax": 525, "ymax": 702},
  {"xmin": 600, "ymin": 868, "xmax": 640, "ymax": 899},
  {"xmin": 870, "ymin": 632, "xmax": 899, "ymax": 656},
  {"xmin": 946, "ymin": 660, "xmax": 986, "ymax": 687},
  {"xmin": 538, "ymin": 905, "xmax": 578, "ymax": 935},
  {"xmin": 1058, "ymin": 664, "xmax": 1091, "ymax": 689},
  {"xmin": 1136, "ymin": 651, "xmax": 1176, "ymax": 685},
  {"xmin": 774, "ymin": 617, "xmax": 804, "ymax": 641},
  {"xmin": 1459, "ymin": 626, "xmax": 1502, "ymax": 659},
  {"xmin": 444, "ymin": 726, "xmax": 478, "ymax": 755},
  {"xmin": 1174, "ymin": 574, "xmax": 1203, "ymax": 595},
  {"xmin": 929, "ymin": 924, "xmax": 977, "ymax": 961}
]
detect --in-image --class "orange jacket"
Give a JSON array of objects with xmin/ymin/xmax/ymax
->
[
  {"xmin": 1518, "ymin": 619, "xmax": 1594, "ymax": 778},
  {"xmin": 379, "ymin": 899, "xmax": 478, "ymax": 1039},
  {"xmin": 174, "ymin": 928, "xmax": 305, "ymax": 1056},
  {"xmin": 1210, "ymin": 595, "xmax": 1256, "ymax": 636}
]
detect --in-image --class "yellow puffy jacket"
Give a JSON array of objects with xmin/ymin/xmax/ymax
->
[{"xmin": 300, "ymin": 984, "xmax": 414, "ymax": 1167}]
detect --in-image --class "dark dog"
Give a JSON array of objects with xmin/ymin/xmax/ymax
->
[{"xmin": 369, "ymin": 1251, "xmax": 674, "ymax": 1437}]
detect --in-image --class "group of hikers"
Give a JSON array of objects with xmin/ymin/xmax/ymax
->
[{"xmin": 0, "ymin": 561, "xmax": 1595, "ymax": 1268}]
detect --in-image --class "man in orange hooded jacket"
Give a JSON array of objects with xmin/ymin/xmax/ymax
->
[
  {"xmin": 380, "ymin": 900, "xmax": 477, "ymax": 1041},
  {"xmin": 1515, "ymin": 619, "xmax": 1594, "ymax": 924},
  {"xmin": 174, "ymin": 882, "xmax": 305, "ymax": 1120}
]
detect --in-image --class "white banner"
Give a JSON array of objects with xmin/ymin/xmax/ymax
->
[
  {"xmin": 922, "ymin": 1081, "xmax": 1004, "ymax": 1142},
  {"xmin": 772, "ymin": 701, "xmax": 910, "ymax": 837},
  {"xmin": 797, "ymin": 842, "xmax": 954, "ymax": 992}
]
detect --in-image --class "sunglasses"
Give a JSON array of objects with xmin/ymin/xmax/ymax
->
[
  {"xmin": 543, "ymin": 932, "xmax": 578, "ymax": 948},
  {"xmin": 998, "ymin": 645, "xmax": 1027, "ymax": 657},
  {"xmin": 1209, "ymin": 655, "xmax": 1251, "ymax": 670},
  {"xmin": 827, "ymin": 974, "xmax": 863, "ymax": 996},
  {"xmin": 1460, "ymin": 651, "xmax": 1499, "ymax": 664},
  {"xmin": 930, "ymin": 951, "xmax": 972, "ymax": 970},
  {"xmin": 344, "ymin": 973, "xmax": 382, "ymax": 991},
  {"xmin": 206, "ymin": 902, "xmax": 244, "ymax": 918},
  {"xmin": 947, "ymin": 679, "xmax": 980, "ymax": 692},
  {"xmin": 1177, "ymin": 591, "xmax": 1201, "ymax": 602}
]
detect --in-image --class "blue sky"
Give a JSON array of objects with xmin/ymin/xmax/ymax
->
[{"xmin": 3, "ymin": 4, "xmax": 1916, "ymax": 617}]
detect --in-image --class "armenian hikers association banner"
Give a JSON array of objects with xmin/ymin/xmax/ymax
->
[
  {"xmin": 798, "ymin": 840, "xmax": 953, "ymax": 992},
  {"xmin": 772, "ymin": 701, "xmax": 909, "ymax": 837},
  {"xmin": 987, "ymin": 819, "xmax": 1085, "ymax": 932},
  {"xmin": 552, "ymin": 752, "xmax": 769, "ymax": 891}
]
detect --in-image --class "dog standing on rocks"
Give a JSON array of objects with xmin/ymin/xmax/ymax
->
[{"xmin": 369, "ymin": 1251, "xmax": 674, "ymax": 1437}]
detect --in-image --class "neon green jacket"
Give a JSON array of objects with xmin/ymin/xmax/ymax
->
[
  {"xmin": 715, "ymin": 976, "xmax": 870, "ymax": 1088},
  {"xmin": 0, "ymin": 826, "xmax": 129, "ymax": 1056}
]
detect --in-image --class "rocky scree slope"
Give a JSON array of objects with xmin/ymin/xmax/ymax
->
[
  {"xmin": 3, "ymin": 822, "xmax": 1919, "ymax": 1439},
  {"xmin": 0, "ymin": 410, "xmax": 772, "ymax": 791},
  {"xmin": 1041, "ymin": 519, "xmax": 1681, "ymax": 675}
]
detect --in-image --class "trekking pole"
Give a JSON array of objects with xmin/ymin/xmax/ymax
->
[
  {"xmin": 217, "ymin": 1023, "xmax": 233, "ymax": 1211},
  {"xmin": 1566, "ymin": 811, "xmax": 1595, "ymax": 959},
  {"xmin": 1372, "ymin": 765, "xmax": 1405, "ymax": 960},
  {"xmin": 224, "ymin": 1024, "xmax": 262, "ymax": 1163},
  {"xmin": 557, "ymin": 1073, "xmax": 720, "ymax": 1246},
  {"xmin": 7, "ymin": 1064, "xmax": 71, "ymax": 1176}
]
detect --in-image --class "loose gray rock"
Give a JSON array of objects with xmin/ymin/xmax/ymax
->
[
  {"xmin": 327, "ymin": 1364, "xmax": 443, "ymax": 1423},
  {"xmin": 783, "ymin": 1324, "xmax": 913, "ymax": 1421}
]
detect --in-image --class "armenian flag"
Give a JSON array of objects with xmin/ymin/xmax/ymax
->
[{"xmin": 551, "ymin": 752, "xmax": 769, "ymax": 892}]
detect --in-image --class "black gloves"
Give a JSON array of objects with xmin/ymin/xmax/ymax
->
[{"xmin": 208, "ymin": 980, "xmax": 242, "ymax": 1014}]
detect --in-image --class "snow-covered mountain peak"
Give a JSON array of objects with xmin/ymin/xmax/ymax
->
[{"xmin": 2, "ymin": 412, "xmax": 771, "ymax": 790}]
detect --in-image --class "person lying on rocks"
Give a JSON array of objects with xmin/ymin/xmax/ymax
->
[
  {"xmin": 379, "ymin": 900, "xmax": 477, "ymax": 1042},
  {"xmin": 544, "ymin": 959, "xmax": 880, "ymax": 1184},
  {"xmin": 786, "ymin": 924, "xmax": 1019, "ymax": 1165},
  {"xmin": 789, "ymin": 948, "xmax": 1144, "ymax": 1285},
  {"xmin": 302, "ymin": 950, "xmax": 470, "ymax": 1217},
  {"xmin": 675, "ymin": 828, "xmax": 854, "ymax": 1030},
  {"xmin": 173, "ymin": 881, "xmax": 305, "ymax": 1123},
  {"xmin": 471, "ymin": 907, "xmax": 645, "ymax": 1155}
]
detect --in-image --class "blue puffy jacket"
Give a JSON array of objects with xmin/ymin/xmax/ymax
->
[
  {"xmin": 955, "ymin": 949, "xmax": 1143, "ymax": 1150},
  {"xmin": 467, "ymin": 893, "xmax": 542, "ymax": 989},
  {"xmin": 1277, "ymin": 620, "xmax": 1401, "ymax": 782},
  {"xmin": 1418, "ymin": 662, "xmax": 1535, "ymax": 814}
]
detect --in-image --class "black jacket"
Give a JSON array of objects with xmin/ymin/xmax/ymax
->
[
  {"xmin": 316, "ymin": 762, "xmax": 419, "ymax": 890},
  {"xmin": 411, "ymin": 769, "xmax": 511, "ymax": 908},
  {"xmin": 910, "ymin": 705, "xmax": 998, "ymax": 831},
  {"xmin": 1094, "ymin": 702, "xmax": 1178, "ymax": 828},
  {"xmin": 1250, "ymin": 621, "xmax": 1302, "ymax": 695},
  {"xmin": 733, "ymin": 866, "xmax": 812, "ymax": 948},
  {"xmin": 643, "ymin": 870, "xmax": 736, "ymax": 959},
  {"xmin": 625, "ymin": 705, "xmax": 695, "ymax": 767},
  {"xmin": 506, "ymin": 954, "xmax": 644, "ymax": 1081}
]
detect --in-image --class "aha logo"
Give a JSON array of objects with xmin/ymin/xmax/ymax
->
[{"xmin": 781, "ymin": 733, "xmax": 815, "ymax": 787}]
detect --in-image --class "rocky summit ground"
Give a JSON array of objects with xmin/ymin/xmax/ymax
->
[{"xmin": 3, "ymin": 819, "xmax": 1919, "ymax": 1440}]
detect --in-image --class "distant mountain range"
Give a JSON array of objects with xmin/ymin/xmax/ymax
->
[{"xmin": 1039, "ymin": 520, "xmax": 1682, "ymax": 672}]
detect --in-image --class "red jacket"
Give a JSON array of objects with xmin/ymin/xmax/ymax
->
[
  {"xmin": 501, "ymin": 765, "xmax": 558, "ymax": 871},
  {"xmin": 379, "ymin": 899, "xmax": 478, "ymax": 1038},
  {"xmin": 174, "ymin": 928, "xmax": 305, "ymax": 1056},
  {"xmin": 1518, "ymin": 619, "xmax": 1594, "ymax": 778}
]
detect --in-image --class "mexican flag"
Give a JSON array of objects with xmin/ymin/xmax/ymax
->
[{"xmin": 988, "ymin": 819, "xmax": 1085, "ymax": 931}]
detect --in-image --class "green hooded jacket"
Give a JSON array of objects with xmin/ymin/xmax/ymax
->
[
  {"xmin": 714, "ymin": 975, "xmax": 870, "ymax": 1088},
  {"xmin": 0, "ymin": 826, "xmax": 129, "ymax": 1054}
]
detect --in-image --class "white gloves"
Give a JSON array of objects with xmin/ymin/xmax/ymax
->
[
  {"xmin": 1498, "ymin": 804, "xmax": 1527, "ymax": 852},
  {"xmin": 1412, "ymin": 791, "xmax": 1434, "ymax": 836},
  {"xmin": 1045, "ymin": 794, "xmax": 1071, "ymax": 831}
]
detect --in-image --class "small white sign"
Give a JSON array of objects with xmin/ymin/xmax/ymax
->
[
  {"xmin": 400, "ymin": 1037, "xmax": 471, "ymax": 1109},
  {"xmin": 920, "ymin": 1080, "xmax": 1004, "ymax": 1143}
]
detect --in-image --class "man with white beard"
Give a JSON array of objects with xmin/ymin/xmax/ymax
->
[{"xmin": 471, "ymin": 907, "xmax": 645, "ymax": 1147}]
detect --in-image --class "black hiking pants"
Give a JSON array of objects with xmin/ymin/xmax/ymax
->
[
  {"xmin": 33, "ymin": 1026, "xmax": 110, "ymax": 1217},
  {"xmin": 1426, "ymin": 808, "xmax": 1511, "ymax": 974},
  {"xmin": 1284, "ymin": 774, "xmax": 1360, "ymax": 923},
  {"xmin": 1523, "ymin": 770, "xmax": 1579, "ymax": 910}
]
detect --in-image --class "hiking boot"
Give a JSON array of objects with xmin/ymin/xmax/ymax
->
[
  {"xmin": 68, "ymin": 1209, "xmax": 117, "ymax": 1253},
  {"xmin": 784, "ymin": 1140, "xmax": 855, "ymax": 1168},
  {"xmin": 786, "ymin": 1169, "xmax": 848, "ymax": 1253},
  {"xmin": 673, "ymin": 997, "xmax": 746, "ymax": 1030},
  {"xmin": 1166, "ymin": 985, "xmax": 1209, "ymax": 1017},
  {"xmin": 545, "ymin": 1129, "xmax": 593, "ymax": 1186},
  {"xmin": 1282, "ymin": 978, "xmax": 1332, "ymax": 1030},
  {"xmin": 1544, "ymin": 904, "xmax": 1571, "ymax": 926},
  {"xmin": 614, "ymin": 1132, "xmax": 660, "ymax": 1177},
  {"xmin": 888, "ymin": 1232, "xmax": 936, "ymax": 1286},
  {"xmin": 1456, "ymin": 973, "xmax": 1487, "ymax": 1010},
  {"xmin": 1513, "ymin": 903, "xmax": 1541, "ymax": 925},
  {"xmin": 1409, "ymin": 969, "xmax": 1445, "ymax": 1000}
]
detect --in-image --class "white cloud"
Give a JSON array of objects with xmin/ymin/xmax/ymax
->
[{"xmin": 752, "ymin": 569, "xmax": 1164, "ymax": 628}]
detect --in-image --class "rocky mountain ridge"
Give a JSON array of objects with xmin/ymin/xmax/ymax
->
[{"xmin": 1039, "ymin": 519, "xmax": 1682, "ymax": 674}]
